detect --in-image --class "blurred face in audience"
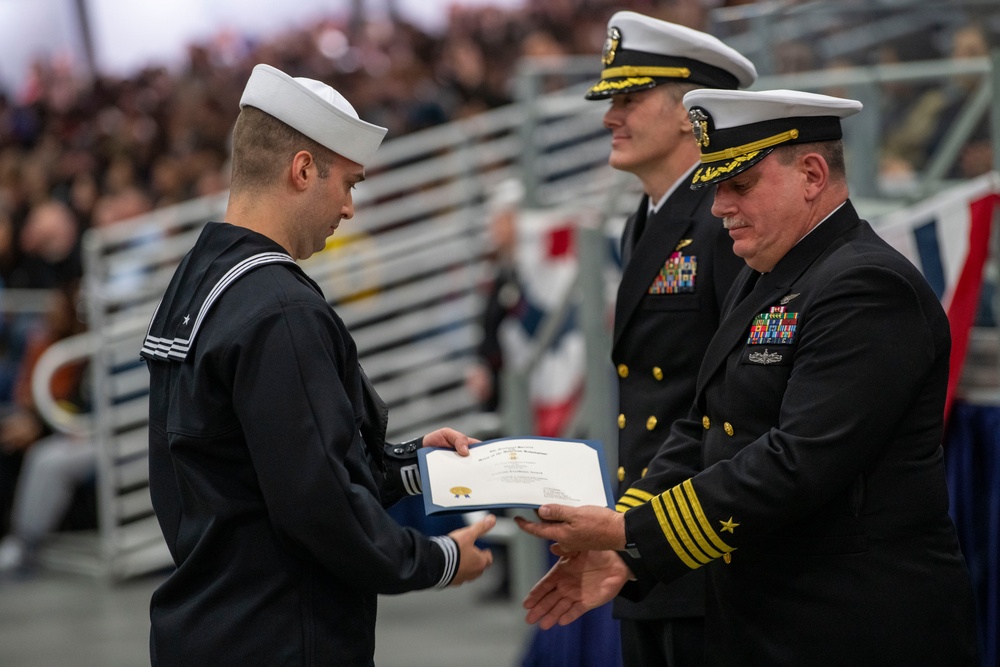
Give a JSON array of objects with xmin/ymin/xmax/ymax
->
[
  {"xmin": 602, "ymin": 84, "xmax": 693, "ymax": 184},
  {"xmin": 21, "ymin": 200, "xmax": 78, "ymax": 263},
  {"xmin": 952, "ymin": 25, "xmax": 989, "ymax": 91}
]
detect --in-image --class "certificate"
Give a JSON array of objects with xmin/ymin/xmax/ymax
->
[{"xmin": 417, "ymin": 437, "xmax": 614, "ymax": 515}]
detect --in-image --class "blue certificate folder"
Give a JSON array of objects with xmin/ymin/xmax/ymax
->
[{"xmin": 417, "ymin": 436, "xmax": 614, "ymax": 515}]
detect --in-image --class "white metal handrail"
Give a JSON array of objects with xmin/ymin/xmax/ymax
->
[{"xmin": 30, "ymin": 331, "xmax": 96, "ymax": 436}]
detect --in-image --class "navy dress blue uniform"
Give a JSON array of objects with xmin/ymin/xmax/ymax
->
[
  {"xmin": 518, "ymin": 87, "xmax": 977, "ymax": 667},
  {"xmin": 583, "ymin": 13, "xmax": 757, "ymax": 664},
  {"xmin": 620, "ymin": 198, "xmax": 978, "ymax": 665},
  {"xmin": 613, "ymin": 87, "xmax": 978, "ymax": 666},
  {"xmin": 612, "ymin": 179, "xmax": 742, "ymax": 629},
  {"xmin": 141, "ymin": 223, "xmax": 457, "ymax": 666}
]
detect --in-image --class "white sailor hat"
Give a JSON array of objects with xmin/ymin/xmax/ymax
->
[
  {"xmin": 585, "ymin": 11, "xmax": 756, "ymax": 100},
  {"xmin": 683, "ymin": 89, "xmax": 863, "ymax": 188},
  {"xmin": 239, "ymin": 64, "xmax": 387, "ymax": 167}
]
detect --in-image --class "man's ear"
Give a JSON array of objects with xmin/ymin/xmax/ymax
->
[
  {"xmin": 290, "ymin": 150, "xmax": 315, "ymax": 191},
  {"xmin": 800, "ymin": 152, "xmax": 829, "ymax": 201},
  {"xmin": 676, "ymin": 99, "xmax": 694, "ymax": 134}
]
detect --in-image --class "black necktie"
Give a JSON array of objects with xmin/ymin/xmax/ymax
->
[{"xmin": 726, "ymin": 270, "xmax": 762, "ymax": 317}]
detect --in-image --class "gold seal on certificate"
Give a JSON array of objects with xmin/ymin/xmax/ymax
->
[{"xmin": 418, "ymin": 437, "xmax": 613, "ymax": 515}]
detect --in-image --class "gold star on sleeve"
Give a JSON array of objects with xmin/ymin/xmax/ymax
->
[{"xmin": 719, "ymin": 517, "xmax": 739, "ymax": 534}]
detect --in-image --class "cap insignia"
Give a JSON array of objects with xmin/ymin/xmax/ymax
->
[
  {"xmin": 602, "ymin": 26, "xmax": 621, "ymax": 66},
  {"xmin": 689, "ymin": 108, "xmax": 710, "ymax": 148}
]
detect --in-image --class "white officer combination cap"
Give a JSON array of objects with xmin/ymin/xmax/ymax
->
[
  {"xmin": 682, "ymin": 88, "xmax": 863, "ymax": 188},
  {"xmin": 239, "ymin": 63, "xmax": 388, "ymax": 167},
  {"xmin": 586, "ymin": 11, "xmax": 756, "ymax": 100}
]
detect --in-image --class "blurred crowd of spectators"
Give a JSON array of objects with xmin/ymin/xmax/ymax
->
[
  {"xmin": 0, "ymin": 0, "xmax": 995, "ymax": 558},
  {"xmin": 0, "ymin": 0, "xmax": 693, "ymax": 294},
  {"xmin": 0, "ymin": 0, "xmax": 995, "ymax": 296}
]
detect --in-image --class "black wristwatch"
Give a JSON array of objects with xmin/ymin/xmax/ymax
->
[{"xmin": 623, "ymin": 518, "xmax": 641, "ymax": 558}]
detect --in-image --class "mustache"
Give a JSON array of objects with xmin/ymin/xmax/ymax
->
[{"xmin": 722, "ymin": 218, "xmax": 747, "ymax": 230}]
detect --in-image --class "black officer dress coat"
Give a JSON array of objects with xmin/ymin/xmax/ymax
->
[
  {"xmin": 140, "ymin": 223, "xmax": 454, "ymax": 666},
  {"xmin": 612, "ymin": 178, "xmax": 743, "ymax": 621},
  {"xmin": 619, "ymin": 201, "xmax": 978, "ymax": 665}
]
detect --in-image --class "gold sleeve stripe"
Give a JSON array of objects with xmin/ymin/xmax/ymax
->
[
  {"xmin": 623, "ymin": 487, "xmax": 655, "ymax": 502},
  {"xmin": 617, "ymin": 495, "xmax": 645, "ymax": 509},
  {"xmin": 660, "ymin": 488, "xmax": 712, "ymax": 564},
  {"xmin": 601, "ymin": 65, "xmax": 691, "ymax": 80},
  {"xmin": 615, "ymin": 503, "xmax": 630, "ymax": 513},
  {"xmin": 670, "ymin": 486, "xmax": 723, "ymax": 560},
  {"xmin": 700, "ymin": 129, "xmax": 800, "ymax": 163},
  {"xmin": 682, "ymin": 479, "xmax": 734, "ymax": 553},
  {"xmin": 651, "ymin": 495, "xmax": 702, "ymax": 570}
]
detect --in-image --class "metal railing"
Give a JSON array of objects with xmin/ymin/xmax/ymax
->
[{"xmin": 26, "ymin": 42, "xmax": 998, "ymax": 585}]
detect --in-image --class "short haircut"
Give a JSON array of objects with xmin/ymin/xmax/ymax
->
[
  {"xmin": 774, "ymin": 140, "xmax": 846, "ymax": 180},
  {"xmin": 659, "ymin": 81, "xmax": 701, "ymax": 104},
  {"xmin": 229, "ymin": 105, "xmax": 335, "ymax": 194}
]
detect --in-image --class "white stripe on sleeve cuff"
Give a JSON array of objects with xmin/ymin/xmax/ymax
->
[
  {"xmin": 401, "ymin": 464, "xmax": 421, "ymax": 496},
  {"xmin": 429, "ymin": 536, "xmax": 458, "ymax": 589}
]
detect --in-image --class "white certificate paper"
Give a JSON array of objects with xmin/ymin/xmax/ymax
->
[{"xmin": 417, "ymin": 437, "xmax": 613, "ymax": 515}]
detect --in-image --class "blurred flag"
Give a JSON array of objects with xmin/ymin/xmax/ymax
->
[
  {"xmin": 499, "ymin": 209, "xmax": 586, "ymax": 437},
  {"xmin": 873, "ymin": 171, "xmax": 1000, "ymax": 417}
]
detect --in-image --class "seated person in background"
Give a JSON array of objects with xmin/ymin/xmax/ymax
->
[{"xmin": 0, "ymin": 281, "xmax": 87, "ymax": 558}]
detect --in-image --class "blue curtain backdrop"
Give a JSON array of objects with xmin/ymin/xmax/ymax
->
[{"xmin": 945, "ymin": 400, "xmax": 1000, "ymax": 667}]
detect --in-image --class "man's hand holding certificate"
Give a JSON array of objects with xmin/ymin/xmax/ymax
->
[{"xmin": 418, "ymin": 437, "xmax": 613, "ymax": 514}]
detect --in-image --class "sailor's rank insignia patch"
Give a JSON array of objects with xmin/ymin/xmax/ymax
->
[
  {"xmin": 748, "ymin": 306, "xmax": 799, "ymax": 345},
  {"xmin": 649, "ymin": 252, "xmax": 696, "ymax": 294}
]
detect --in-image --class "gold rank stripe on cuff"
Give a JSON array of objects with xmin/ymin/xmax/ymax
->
[
  {"xmin": 681, "ymin": 479, "xmax": 734, "ymax": 554},
  {"xmin": 615, "ymin": 487, "xmax": 654, "ymax": 513},
  {"xmin": 652, "ymin": 480, "xmax": 733, "ymax": 569},
  {"xmin": 700, "ymin": 129, "xmax": 800, "ymax": 163}
]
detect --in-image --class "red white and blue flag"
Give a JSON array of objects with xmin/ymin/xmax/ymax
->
[
  {"xmin": 873, "ymin": 171, "xmax": 1000, "ymax": 418},
  {"xmin": 500, "ymin": 209, "xmax": 587, "ymax": 437}
]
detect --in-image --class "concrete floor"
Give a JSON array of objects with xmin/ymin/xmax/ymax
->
[{"xmin": 0, "ymin": 567, "xmax": 533, "ymax": 667}]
